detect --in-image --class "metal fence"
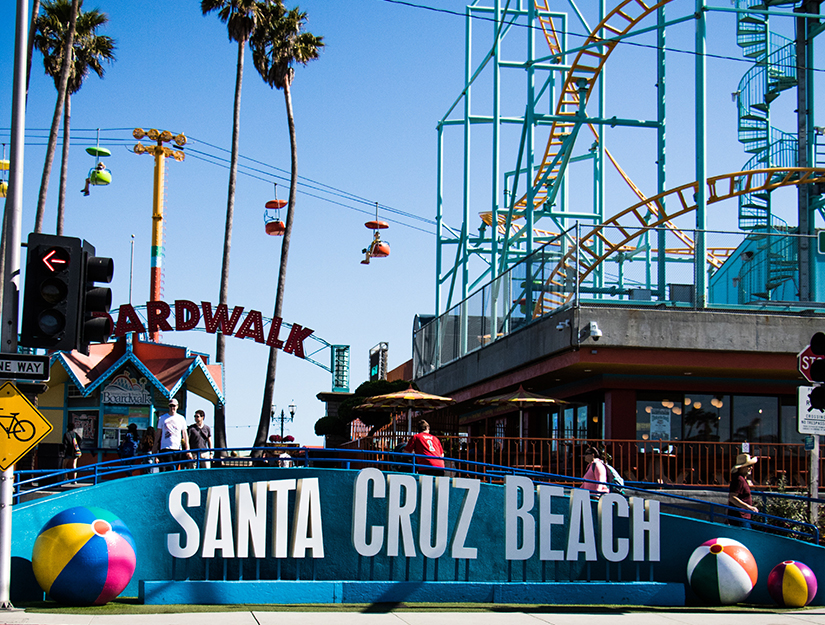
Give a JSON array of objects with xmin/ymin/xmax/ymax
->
[
  {"xmin": 416, "ymin": 224, "xmax": 818, "ymax": 376},
  {"xmin": 343, "ymin": 434, "xmax": 817, "ymax": 490}
]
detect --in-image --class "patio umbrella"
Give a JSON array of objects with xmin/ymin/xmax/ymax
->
[
  {"xmin": 474, "ymin": 385, "xmax": 567, "ymax": 440},
  {"xmin": 356, "ymin": 386, "xmax": 454, "ymax": 433}
]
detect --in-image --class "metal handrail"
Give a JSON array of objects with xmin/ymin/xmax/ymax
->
[{"xmin": 12, "ymin": 445, "xmax": 821, "ymax": 544}]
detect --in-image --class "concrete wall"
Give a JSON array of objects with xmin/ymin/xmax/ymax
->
[
  {"xmin": 11, "ymin": 467, "xmax": 825, "ymax": 605},
  {"xmin": 416, "ymin": 306, "xmax": 821, "ymax": 398}
]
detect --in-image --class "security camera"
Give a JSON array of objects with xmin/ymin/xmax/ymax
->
[{"xmin": 589, "ymin": 321, "xmax": 602, "ymax": 341}]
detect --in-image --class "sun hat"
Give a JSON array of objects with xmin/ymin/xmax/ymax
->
[{"xmin": 732, "ymin": 453, "xmax": 757, "ymax": 470}]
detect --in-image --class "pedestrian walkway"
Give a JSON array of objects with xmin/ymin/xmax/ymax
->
[{"xmin": 3, "ymin": 609, "xmax": 825, "ymax": 625}]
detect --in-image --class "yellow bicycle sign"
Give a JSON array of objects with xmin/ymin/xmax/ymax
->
[{"xmin": 0, "ymin": 382, "xmax": 52, "ymax": 471}]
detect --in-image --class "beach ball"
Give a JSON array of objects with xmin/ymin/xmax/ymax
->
[
  {"xmin": 768, "ymin": 560, "xmax": 818, "ymax": 607},
  {"xmin": 686, "ymin": 537, "xmax": 758, "ymax": 604},
  {"xmin": 31, "ymin": 506, "xmax": 136, "ymax": 605}
]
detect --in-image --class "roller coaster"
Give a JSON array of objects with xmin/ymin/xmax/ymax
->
[{"xmin": 435, "ymin": 0, "xmax": 825, "ymax": 319}]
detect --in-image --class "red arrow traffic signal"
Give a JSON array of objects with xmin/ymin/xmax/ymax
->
[{"xmin": 41, "ymin": 248, "xmax": 69, "ymax": 272}]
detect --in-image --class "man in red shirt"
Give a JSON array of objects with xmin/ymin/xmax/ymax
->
[{"xmin": 404, "ymin": 420, "xmax": 445, "ymax": 475}]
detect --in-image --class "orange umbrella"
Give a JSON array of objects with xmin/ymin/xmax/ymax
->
[
  {"xmin": 475, "ymin": 385, "xmax": 567, "ymax": 440},
  {"xmin": 356, "ymin": 386, "xmax": 454, "ymax": 433}
]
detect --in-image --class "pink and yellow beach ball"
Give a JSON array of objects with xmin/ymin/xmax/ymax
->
[
  {"xmin": 32, "ymin": 506, "xmax": 136, "ymax": 605},
  {"xmin": 768, "ymin": 560, "xmax": 818, "ymax": 607}
]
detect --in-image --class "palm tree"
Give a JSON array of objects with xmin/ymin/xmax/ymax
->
[
  {"xmin": 249, "ymin": 0, "xmax": 322, "ymax": 450},
  {"xmin": 201, "ymin": 0, "xmax": 259, "ymax": 453},
  {"xmin": 33, "ymin": 0, "xmax": 115, "ymax": 234}
]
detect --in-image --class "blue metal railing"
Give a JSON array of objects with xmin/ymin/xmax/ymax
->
[{"xmin": 13, "ymin": 446, "xmax": 821, "ymax": 544}]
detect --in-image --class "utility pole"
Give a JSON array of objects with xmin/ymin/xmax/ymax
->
[{"xmin": 0, "ymin": 0, "xmax": 29, "ymax": 610}]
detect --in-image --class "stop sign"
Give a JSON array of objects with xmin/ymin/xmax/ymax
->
[{"xmin": 798, "ymin": 345, "xmax": 824, "ymax": 383}]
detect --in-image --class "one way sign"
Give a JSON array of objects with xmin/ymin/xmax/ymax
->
[{"xmin": 0, "ymin": 354, "xmax": 50, "ymax": 382}]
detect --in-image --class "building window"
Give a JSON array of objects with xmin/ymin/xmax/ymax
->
[
  {"xmin": 731, "ymin": 395, "xmax": 778, "ymax": 443},
  {"xmin": 636, "ymin": 393, "xmax": 682, "ymax": 443},
  {"xmin": 683, "ymin": 394, "xmax": 729, "ymax": 442}
]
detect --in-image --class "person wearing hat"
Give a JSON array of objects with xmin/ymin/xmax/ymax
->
[
  {"xmin": 404, "ymin": 419, "xmax": 445, "ymax": 475},
  {"xmin": 153, "ymin": 398, "xmax": 191, "ymax": 471},
  {"xmin": 728, "ymin": 453, "xmax": 759, "ymax": 528}
]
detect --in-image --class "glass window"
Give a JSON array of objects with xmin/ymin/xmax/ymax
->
[
  {"xmin": 780, "ymin": 396, "xmax": 803, "ymax": 445},
  {"xmin": 731, "ymin": 396, "xmax": 778, "ymax": 443},
  {"xmin": 636, "ymin": 393, "xmax": 682, "ymax": 442},
  {"xmin": 683, "ymin": 394, "xmax": 729, "ymax": 442}
]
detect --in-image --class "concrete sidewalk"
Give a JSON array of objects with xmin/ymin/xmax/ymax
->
[{"xmin": 3, "ymin": 609, "xmax": 825, "ymax": 625}]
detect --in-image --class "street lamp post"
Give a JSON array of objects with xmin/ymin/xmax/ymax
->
[{"xmin": 271, "ymin": 402, "xmax": 296, "ymax": 439}]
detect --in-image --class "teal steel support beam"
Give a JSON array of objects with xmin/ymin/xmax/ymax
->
[
  {"xmin": 694, "ymin": 0, "xmax": 708, "ymax": 308},
  {"xmin": 657, "ymin": 4, "xmax": 667, "ymax": 300}
]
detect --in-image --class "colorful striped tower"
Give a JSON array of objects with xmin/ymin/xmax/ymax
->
[{"xmin": 133, "ymin": 128, "xmax": 186, "ymax": 341}]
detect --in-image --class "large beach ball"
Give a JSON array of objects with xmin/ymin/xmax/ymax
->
[
  {"xmin": 32, "ymin": 506, "xmax": 136, "ymax": 605},
  {"xmin": 768, "ymin": 560, "xmax": 818, "ymax": 607},
  {"xmin": 686, "ymin": 537, "xmax": 758, "ymax": 605}
]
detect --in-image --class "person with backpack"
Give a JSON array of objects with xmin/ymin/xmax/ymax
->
[
  {"xmin": 581, "ymin": 447, "xmax": 609, "ymax": 494},
  {"xmin": 118, "ymin": 423, "xmax": 139, "ymax": 460}
]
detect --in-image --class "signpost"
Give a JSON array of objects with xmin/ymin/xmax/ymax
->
[
  {"xmin": 798, "ymin": 345, "xmax": 823, "ymax": 384},
  {"xmin": 0, "ymin": 355, "xmax": 49, "ymax": 382},
  {"xmin": 0, "ymin": 382, "xmax": 52, "ymax": 472},
  {"xmin": 798, "ymin": 385, "xmax": 822, "ymax": 526}
]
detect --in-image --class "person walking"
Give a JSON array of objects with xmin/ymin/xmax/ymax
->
[
  {"xmin": 187, "ymin": 409, "xmax": 213, "ymax": 468},
  {"xmin": 61, "ymin": 421, "xmax": 82, "ymax": 481},
  {"xmin": 728, "ymin": 453, "xmax": 759, "ymax": 528},
  {"xmin": 404, "ymin": 420, "xmax": 445, "ymax": 475},
  {"xmin": 153, "ymin": 398, "xmax": 191, "ymax": 471},
  {"xmin": 581, "ymin": 447, "xmax": 609, "ymax": 494}
]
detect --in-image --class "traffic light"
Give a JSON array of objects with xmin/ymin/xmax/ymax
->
[
  {"xmin": 21, "ymin": 233, "xmax": 83, "ymax": 351},
  {"xmin": 21, "ymin": 234, "xmax": 114, "ymax": 354},
  {"xmin": 809, "ymin": 332, "xmax": 825, "ymax": 410},
  {"xmin": 79, "ymin": 240, "xmax": 114, "ymax": 354}
]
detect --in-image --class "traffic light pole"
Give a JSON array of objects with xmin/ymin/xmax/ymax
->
[{"xmin": 0, "ymin": 0, "xmax": 29, "ymax": 610}]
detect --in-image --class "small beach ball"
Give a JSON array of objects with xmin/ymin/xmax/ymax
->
[
  {"xmin": 32, "ymin": 506, "xmax": 136, "ymax": 605},
  {"xmin": 686, "ymin": 537, "xmax": 758, "ymax": 604},
  {"xmin": 768, "ymin": 560, "xmax": 818, "ymax": 607}
]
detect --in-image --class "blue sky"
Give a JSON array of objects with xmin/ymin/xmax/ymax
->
[{"xmin": 1, "ymin": 0, "xmax": 821, "ymax": 447}]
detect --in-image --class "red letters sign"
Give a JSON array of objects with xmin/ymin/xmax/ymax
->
[
  {"xmin": 798, "ymin": 345, "xmax": 823, "ymax": 384},
  {"xmin": 110, "ymin": 300, "xmax": 314, "ymax": 359}
]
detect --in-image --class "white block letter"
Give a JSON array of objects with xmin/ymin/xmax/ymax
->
[
  {"xmin": 202, "ymin": 484, "xmax": 235, "ymax": 558},
  {"xmin": 630, "ymin": 497, "xmax": 660, "ymax": 562},
  {"xmin": 269, "ymin": 478, "xmax": 297, "ymax": 558},
  {"xmin": 505, "ymin": 475, "xmax": 535, "ymax": 560},
  {"xmin": 387, "ymin": 474, "xmax": 417, "ymax": 557},
  {"xmin": 538, "ymin": 484, "xmax": 565, "ymax": 561},
  {"xmin": 451, "ymin": 477, "xmax": 479, "ymax": 559},
  {"xmin": 167, "ymin": 482, "xmax": 200, "ymax": 558},
  {"xmin": 419, "ymin": 475, "xmax": 450, "ymax": 558},
  {"xmin": 291, "ymin": 478, "xmax": 324, "ymax": 558},
  {"xmin": 352, "ymin": 468, "xmax": 385, "ymax": 557},
  {"xmin": 567, "ymin": 489, "xmax": 597, "ymax": 561},
  {"xmin": 235, "ymin": 481, "xmax": 268, "ymax": 558},
  {"xmin": 598, "ymin": 493, "xmax": 629, "ymax": 562}
]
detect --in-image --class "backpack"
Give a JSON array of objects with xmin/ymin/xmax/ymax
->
[
  {"xmin": 604, "ymin": 462, "xmax": 625, "ymax": 494},
  {"xmin": 118, "ymin": 433, "xmax": 138, "ymax": 459}
]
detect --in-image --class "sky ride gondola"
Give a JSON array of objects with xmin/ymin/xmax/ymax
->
[
  {"xmin": 81, "ymin": 130, "xmax": 111, "ymax": 196},
  {"xmin": 361, "ymin": 202, "xmax": 390, "ymax": 265},
  {"xmin": 0, "ymin": 146, "xmax": 8, "ymax": 199},
  {"xmin": 264, "ymin": 183, "xmax": 287, "ymax": 236}
]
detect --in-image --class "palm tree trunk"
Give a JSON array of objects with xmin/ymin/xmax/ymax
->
[
  {"xmin": 26, "ymin": 0, "xmax": 42, "ymax": 95},
  {"xmin": 255, "ymin": 77, "xmax": 298, "ymax": 449},
  {"xmin": 214, "ymin": 38, "xmax": 246, "ymax": 452},
  {"xmin": 34, "ymin": 0, "xmax": 79, "ymax": 234},
  {"xmin": 56, "ymin": 94, "xmax": 71, "ymax": 235}
]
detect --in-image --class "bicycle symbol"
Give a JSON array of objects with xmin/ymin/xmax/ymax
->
[{"xmin": 0, "ymin": 413, "xmax": 35, "ymax": 442}]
